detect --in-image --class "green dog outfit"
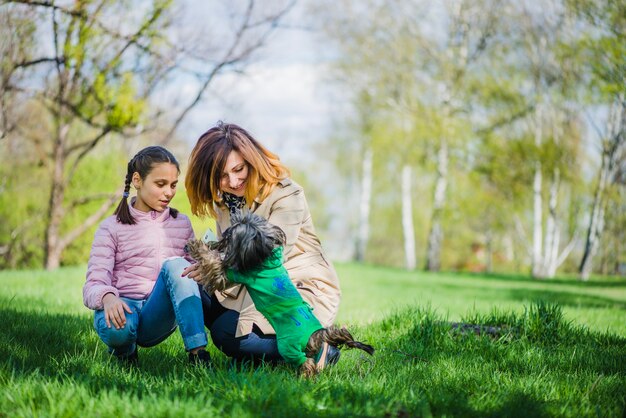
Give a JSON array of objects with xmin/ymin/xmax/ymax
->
[{"xmin": 226, "ymin": 246, "xmax": 323, "ymax": 367}]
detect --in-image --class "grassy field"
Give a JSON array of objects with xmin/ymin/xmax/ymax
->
[{"xmin": 0, "ymin": 264, "xmax": 625, "ymax": 417}]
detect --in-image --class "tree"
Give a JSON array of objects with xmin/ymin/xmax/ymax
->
[
  {"xmin": 318, "ymin": 0, "xmax": 501, "ymax": 271},
  {"xmin": 568, "ymin": 0, "xmax": 626, "ymax": 280},
  {"xmin": 0, "ymin": 0, "xmax": 295, "ymax": 269},
  {"xmin": 487, "ymin": 1, "xmax": 584, "ymax": 279}
]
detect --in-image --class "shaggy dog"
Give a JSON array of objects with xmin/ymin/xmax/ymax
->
[{"xmin": 186, "ymin": 212, "xmax": 374, "ymax": 376}]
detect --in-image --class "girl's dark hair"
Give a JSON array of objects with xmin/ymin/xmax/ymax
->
[{"xmin": 114, "ymin": 146, "xmax": 180, "ymax": 225}]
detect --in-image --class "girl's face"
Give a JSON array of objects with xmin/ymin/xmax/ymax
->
[
  {"xmin": 132, "ymin": 162, "xmax": 179, "ymax": 213},
  {"xmin": 220, "ymin": 150, "xmax": 249, "ymax": 197}
]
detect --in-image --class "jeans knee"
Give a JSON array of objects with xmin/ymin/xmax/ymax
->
[
  {"xmin": 210, "ymin": 326, "xmax": 239, "ymax": 358},
  {"xmin": 95, "ymin": 313, "xmax": 137, "ymax": 348},
  {"xmin": 162, "ymin": 259, "xmax": 199, "ymax": 296},
  {"xmin": 162, "ymin": 257, "xmax": 188, "ymax": 277}
]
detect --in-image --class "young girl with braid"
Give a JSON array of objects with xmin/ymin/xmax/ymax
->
[{"xmin": 83, "ymin": 146, "xmax": 211, "ymax": 366}]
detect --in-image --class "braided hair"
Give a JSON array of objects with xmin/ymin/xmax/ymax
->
[{"xmin": 114, "ymin": 146, "xmax": 180, "ymax": 225}]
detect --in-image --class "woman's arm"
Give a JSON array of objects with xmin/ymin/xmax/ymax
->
[{"xmin": 266, "ymin": 189, "xmax": 306, "ymax": 257}]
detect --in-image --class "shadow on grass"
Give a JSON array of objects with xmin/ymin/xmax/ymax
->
[
  {"xmin": 435, "ymin": 282, "xmax": 626, "ymax": 310},
  {"xmin": 0, "ymin": 306, "xmax": 194, "ymax": 381},
  {"xmin": 449, "ymin": 271, "xmax": 626, "ymax": 288}
]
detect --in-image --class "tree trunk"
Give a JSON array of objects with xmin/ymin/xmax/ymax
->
[
  {"xmin": 45, "ymin": 122, "xmax": 69, "ymax": 270},
  {"xmin": 531, "ymin": 99, "xmax": 545, "ymax": 278},
  {"xmin": 426, "ymin": 140, "xmax": 448, "ymax": 271},
  {"xmin": 579, "ymin": 165, "xmax": 607, "ymax": 280},
  {"xmin": 531, "ymin": 160, "xmax": 543, "ymax": 278},
  {"xmin": 402, "ymin": 165, "xmax": 416, "ymax": 270},
  {"xmin": 355, "ymin": 148, "xmax": 373, "ymax": 262},
  {"xmin": 544, "ymin": 168, "xmax": 560, "ymax": 278},
  {"xmin": 485, "ymin": 229, "xmax": 493, "ymax": 273},
  {"xmin": 579, "ymin": 96, "xmax": 625, "ymax": 280}
]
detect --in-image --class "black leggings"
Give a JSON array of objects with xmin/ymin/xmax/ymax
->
[{"xmin": 200, "ymin": 287, "xmax": 282, "ymax": 363}]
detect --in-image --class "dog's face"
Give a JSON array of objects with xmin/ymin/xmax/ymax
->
[{"xmin": 217, "ymin": 212, "xmax": 286, "ymax": 272}]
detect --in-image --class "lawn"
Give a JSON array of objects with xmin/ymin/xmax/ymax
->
[{"xmin": 0, "ymin": 264, "xmax": 625, "ymax": 417}]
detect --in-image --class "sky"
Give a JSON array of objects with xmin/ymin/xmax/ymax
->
[
  {"xmin": 175, "ymin": 0, "xmax": 340, "ymax": 166},
  {"xmin": 169, "ymin": 1, "xmax": 356, "ymax": 259}
]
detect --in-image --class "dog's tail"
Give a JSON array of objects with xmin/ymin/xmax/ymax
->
[
  {"xmin": 324, "ymin": 325, "xmax": 375, "ymax": 355},
  {"xmin": 306, "ymin": 325, "xmax": 375, "ymax": 358}
]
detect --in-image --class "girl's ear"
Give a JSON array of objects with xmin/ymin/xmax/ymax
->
[{"xmin": 131, "ymin": 172, "xmax": 142, "ymax": 189}]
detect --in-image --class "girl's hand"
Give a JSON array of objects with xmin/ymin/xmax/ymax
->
[
  {"xmin": 181, "ymin": 263, "xmax": 202, "ymax": 282},
  {"xmin": 102, "ymin": 293, "xmax": 133, "ymax": 329}
]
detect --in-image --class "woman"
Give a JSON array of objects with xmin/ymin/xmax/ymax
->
[{"xmin": 183, "ymin": 122, "xmax": 341, "ymax": 367}]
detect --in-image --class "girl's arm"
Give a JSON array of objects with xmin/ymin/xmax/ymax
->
[
  {"xmin": 182, "ymin": 217, "xmax": 196, "ymax": 263},
  {"xmin": 83, "ymin": 221, "xmax": 119, "ymax": 310}
]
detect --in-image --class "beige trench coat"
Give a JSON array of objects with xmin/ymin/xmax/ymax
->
[{"xmin": 214, "ymin": 178, "xmax": 341, "ymax": 337}]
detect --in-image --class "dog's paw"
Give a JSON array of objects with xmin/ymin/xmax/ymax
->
[{"xmin": 185, "ymin": 239, "xmax": 206, "ymax": 259}]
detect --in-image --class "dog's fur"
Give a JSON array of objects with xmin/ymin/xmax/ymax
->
[{"xmin": 186, "ymin": 212, "xmax": 374, "ymax": 376}]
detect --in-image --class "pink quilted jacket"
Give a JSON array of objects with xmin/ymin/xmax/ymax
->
[{"xmin": 83, "ymin": 201, "xmax": 195, "ymax": 310}]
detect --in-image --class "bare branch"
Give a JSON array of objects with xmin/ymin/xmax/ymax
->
[
  {"xmin": 65, "ymin": 126, "xmax": 112, "ymax": 186},
  {"xmin": 476, "ymin": 104, "xmax": 535, "ymax": 135},
  {"xmin": 13, "ymin": 56, "xmax": 65, "ymax": 69},
  {"xmin": 69, "ymin": 193, "xmax": 118, "ymax": 209},
  {"xmin": 556, "ymin": 232, "xmax": 579, "ymax": 268},
  {"xmin": 58, "ymin": 193, "xmax": 119, "ymax": 251},
  {"xmin": 161, "ymin": 0, "xmax": 296, "ymax": 140},
  {"xmin": 4, "ymin": 0, "xmax": 87, "ymax": 18}
]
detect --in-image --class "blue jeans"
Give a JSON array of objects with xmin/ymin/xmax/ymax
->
[
  {"xmin": 94, "ymin": 257, "xmax": 207, "ymax": 357},
  {"xmin": 200, "ymin": 290, "xmax": 282, "ymax": 363}
]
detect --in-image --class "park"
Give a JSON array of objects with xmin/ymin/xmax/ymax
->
[{"xmin": 1, "ymin": 0, "xmax": 624, "ymax": 416}]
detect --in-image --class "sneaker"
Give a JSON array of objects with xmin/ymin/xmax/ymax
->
[
  {"xmin": 116, "ymin": 347, "xmax": 138, "ymax": 366},
  {"xmin": 326, "ymin": 345, "xmax": 341, "ymax": 366},
  {"xmin": 189, "ymin": 349, "xmax": 211, "ymax": 367},
  {"xmin": 314, "ymin": 342, "xmax": 341, "ymax": 370}
]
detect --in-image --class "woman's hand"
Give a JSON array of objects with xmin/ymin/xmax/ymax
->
[
  {"xmin": 181, "ymin": 263, "xmax": 202, "ymax": 282},
  {"xmin": 102, "ymin": 293, "xmax": 133, "ymax": 329}
]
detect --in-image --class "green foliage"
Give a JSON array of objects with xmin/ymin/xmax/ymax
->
[
  {"xmin": 84, "ymin": 72, "xmax": 146, "ymax": 130},
  {"xmin": 566, "ymin": 0, "xmax": 626, "ymax": 99},
  {"xmin": 1, "ymin": 266, "xmax": 625, "ymax": 416},
  {"xmin": 61, "ymin": 144, "xmax": 127, "ymax": 266},
  {"xmin": 0, "ymin": 161, "xmax": 48, "ymax": 269}
]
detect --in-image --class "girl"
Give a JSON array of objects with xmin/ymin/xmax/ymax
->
[{"xmin": 83, "ymin": 146, "xmax": 210, "ymax": 366}]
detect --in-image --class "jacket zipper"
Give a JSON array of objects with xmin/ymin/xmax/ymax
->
[{"xmin": 153, "ymin": 211, "xmax": 162, "ymax": 278}]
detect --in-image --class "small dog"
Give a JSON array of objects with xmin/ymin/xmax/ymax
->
[{"xmin": 186, "ymin": 212, "xmax": 374, "ymax": 377}]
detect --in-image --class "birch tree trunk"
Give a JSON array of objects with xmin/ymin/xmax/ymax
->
[
  {"xmin": 530, "ymin": 94, "xmax": 546, "ymax": 277},
  {"xmin": 531, "ymin": 160, "xmax": 544, "ymax": 277},
  {"xmin": 356, "ymin": 148, "xmax": 373, "ymax": 262},
  {"xmin": 579, "ymin": 96, "xmax": 625, "ymax": 280},
  {"xmin": 544, "ymin": 168, "xmax": 561, "ymax": 277},
  {"xmin": 426, "ymin": 139, "xmax": 448, "ymax": 271},
  {"xmin": 402, "ymin": 165, "xmax": 416, "ymax": 270}
]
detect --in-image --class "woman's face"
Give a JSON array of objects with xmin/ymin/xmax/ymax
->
[{"xmin": 220, "ymin": 150, "xmax": 249, "ymax": 197}]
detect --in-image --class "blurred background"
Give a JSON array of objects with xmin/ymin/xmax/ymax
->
[{"xmin": 0, "ymin": 0, "xmax": 623, "ymax": 280}]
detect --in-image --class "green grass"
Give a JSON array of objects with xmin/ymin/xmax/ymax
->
[{"xmin": 1, "ymin": 265, "xmax": 625, "ymax": 417}]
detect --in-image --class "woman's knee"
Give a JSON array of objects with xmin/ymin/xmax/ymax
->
[
  {"xmin": 210, "ymin": 311, "xmax": 280, "ymax": 361},
  {"xmin": 210, "ymin": 311, "xmax": 240, "ymax": 357}
]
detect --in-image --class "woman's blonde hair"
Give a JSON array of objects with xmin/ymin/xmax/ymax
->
[{"xmin": 186, "ymin": 122, "xmax": 290, "ymax": 218}]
